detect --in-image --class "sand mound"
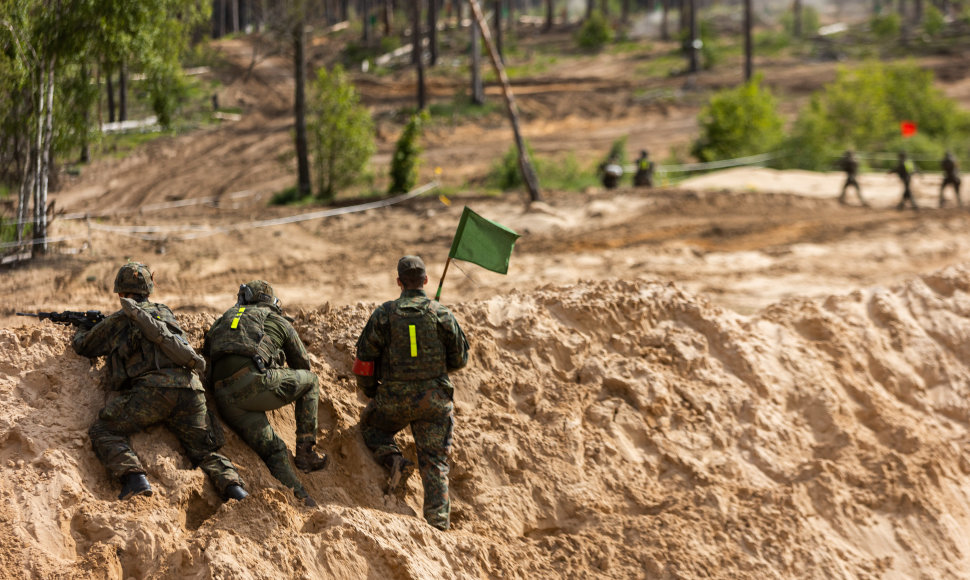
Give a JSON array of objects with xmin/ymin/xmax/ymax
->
[{"xmin": 4, "ymin": 268, "xmax": 970, "ymax": 578}]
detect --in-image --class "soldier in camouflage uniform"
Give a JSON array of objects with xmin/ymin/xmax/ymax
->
[
  {"xmin": 838, "ymin": 150, "xmax": 869, "ymax": 207},
  {"xmin": 633, "ymin": 150, "xmax": 655, "ymax": 187},
  {"xmin": 940, "ymin": 151, "xmax": 962, "ymax": 208},
  {"xmin": 74, "ymin": 262, "xmax": 248, "ymax": 501},
  {"xmin": 353, "ymin": 256, "xmax": 469, "ymax": 531},
  {"xmin": 889, "ymin": 151, "xmax": 920, "ymax": 211},
  {"xmin": 204, "ymin": 280, "xmax": 327, "ymax": 507}
]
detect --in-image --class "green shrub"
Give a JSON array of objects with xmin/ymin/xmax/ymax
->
[
  {"xmin": 388, "ymin": 110, "xmax": 428, "ymax": 194},
  {"xmin": 269, "ymin": 185, "xmax": 310, "ymax": 206},
  {"xmin": 922, "ymin": 4, "xmax": 945, "ymax": 37},
  {"xmin": 870, "ymin": 12, "xmax": 901, "ymax": 40},
  {"xmin": 487, "ymin": 143, "xmax": 540, "ymax": 191},
  {"xmin": 576, "ymin": 11, "xmax": 613, "ymax": 51},
  {"xmin": 690, "ymin": 74, "xmax": 785, "ymax": 162},
  {"xmin": 784, "ymin": 62, "xmax": 970, "ymax": 170},
  {"xmin": 307, "ymin": 64, "xmax": 376, "ymax": 201}
]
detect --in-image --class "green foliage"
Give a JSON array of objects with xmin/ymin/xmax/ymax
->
[
  {"xmin": 486, "ymin": 145, "xmax": 600, "ymax": 192},
  {"xmin": 691, "ymin": 75, "xmax": 785, "ymax": 162},
  {"xmin": 870, "ymin": 12, "xmax": 901, "ymax": 40},
  {"xmin": 0, "ymin": 217, "xmax": 29, "ymax": 244},
  {"xmin": 306, "ymin": 64, "xmax": 376, "ymax": 201},
  {"xmin": 576, "ymin": 11, "xmax": 613, "ymax": 52},
  {"xmin": 784, "ymin": 62, "xmax": 970, "ymax": 170},
  {"xmin": 269, "ymin": 185, "xmax": 312, "ymax": 206},
  {"xmin": 922, "ymin": 4, "xmax": 946, "ymax": 37},
  {"xmin": 487, "ymin": 144, "xmax": 533, "ymax": 191},
  {"xmin": 781, "ymin": 5, "xmax": 820, "ymax": 37},
  {"xmin": 601, "ymin": 136, "xmax": 628, "ymax": 167},
  {"xmin": 388, "ymin": 110, "xmax": 428, "ymax": 194}
]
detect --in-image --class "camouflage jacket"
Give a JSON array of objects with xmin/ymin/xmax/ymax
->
[
  {"xmin": 356, "ymin": 289, "xmax": 468, "ymax": 397},
  {"xmin": 72, "ymin": 300, "xmax": 201, "ymax": 391},
  {"xmin": 204, "ymin": 303, "xmax": 312, "ymax": 380}
]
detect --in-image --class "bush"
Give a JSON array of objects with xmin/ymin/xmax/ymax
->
[
  {"xmin": 781, "ymin": 5, "xmax": 820, "ymax": 37},
  {"xmin": 388, "ymin": 110, "xmax": 428, "ymax": 194},
  {"xmin": 690, "ymin": 74, "xmax": 785, "ymax": 162},
  {"xmin": 870, "ymin": 12, "xmax": 901, "ymax": 40},
  {"xmin": 576, "ymin": 11, "xmax": 613, "ymax": 51},
  {"xmin": 486, "ymin": 143, "xmax": 539, "ymax": 191},
  {"xmin": 784, "ymin": 62, "xmax": 970, "ymax": 170},
  {"xmin": 269, "ymin": 185, "xmax": 310, "ymax": 206},
  {"xmin": 922, "ymin": 4, "xmax": 945, "ymax": 37},
  {"xmin": 307, "ymin": 64, "xmax": 376, "ymax": 201}
]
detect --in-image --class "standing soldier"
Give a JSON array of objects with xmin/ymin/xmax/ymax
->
[
  {"xmin": 597, "ymin": 154, "xmax": 624, "ymax": 190},
  {"xmin": 204, "ymin": 280, "xmax": 328, "ymax": 507},
  {"xmin": 940, "ymin": 151, "xmax": 962, "ymax": 207},
  {"xmin": 633, "ymin": 150, "xmax": 655, "ymax": 187},
  {"xmin": 889, "ymin": 151, "xmax": 920, "ymax": 211},
  {"xmin": 74, "ymin": 262, "xmax": 248, "ymax": 502},
  {"xmin": 353, "ymin": 256, "xmax": 469, "ymax": 531},
  {"xmin": 838, "ymin": 150, "xmax": 868, "ymax": 207}
]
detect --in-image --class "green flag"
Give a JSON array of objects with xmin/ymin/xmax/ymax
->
[
  {"xmin": 448, "ymin": 206, "xmax": 520, "ymax": 274},
  {"xmin": 436, "ymin": 207, "xmax": 519, "ymax": 300}
]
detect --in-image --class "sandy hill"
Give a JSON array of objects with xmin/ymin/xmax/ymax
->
[{"xmin": 3, "ymin": 267, "xmax": 970, "ymax": 578}]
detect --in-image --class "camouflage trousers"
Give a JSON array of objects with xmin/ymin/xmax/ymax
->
[
  {"xmin": 214, "ymin": 368, "xmax": 319, "ymax": 499},
  {"xmin": 89, "ymin": 382, "xmax": 244, "ymax": 496},
  {"xmin": 361, "ymin": 386, "xmax": 454, "ymax": 530}
]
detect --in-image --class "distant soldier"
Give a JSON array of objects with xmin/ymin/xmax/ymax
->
[
  {"xmin": 889, "ymin": 151, "xmax": 920, "ymax": 211},
  {"xmin": 598, "ymin": 155, "xmax": 623, "ymax": 190},
  {"xmin": 633, "ymin": 150, "xmax": 655, "ymax": 187},
  {"xmin": 353, "ymin": 256, "xmax": 469, "ymax": 531},
  {"xmin": 74, "ymin": 262, "xmax": 248, "ymax": 502},
  {"xmin": 204, "ymin": 280, "xmax": 328, "ymax": 507},
  {"xmin": 838, "ymin": 150, "xmax": 868, "ymax": 207},
  {"xmin": 940, "ymin": 151, "xmax": 962, "ymax": 208}
]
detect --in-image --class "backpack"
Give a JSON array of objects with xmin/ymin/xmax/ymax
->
[
  {"xmin": 206, "ymin": 305, "xmax": 279, "ymax": 371},
  {"xmin": 383, "ymin": 299, "xmax": 447, "ymax": 382}
]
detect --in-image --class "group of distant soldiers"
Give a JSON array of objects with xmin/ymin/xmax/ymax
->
[
  {"xmin": 72, "ymin": 258, "xmax": 468, "ymax": 531},
  {"xmin": 598, "ymin": 149, "xmax": 656, "ymax": 190},
  {"xmin": 839, "ymin": 150, "xmax": 961, "ymax": 210}
]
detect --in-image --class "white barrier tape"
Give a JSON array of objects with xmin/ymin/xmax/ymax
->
[
  {"xmin": 86, "ymin": 181, "xmax": 440, "ymax": 242},
  {"xmin": 0, "ymin": 234, "xmax": 88, "ymax": 249}
]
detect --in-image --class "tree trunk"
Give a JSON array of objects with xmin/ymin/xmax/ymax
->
[
  {"xmin": 661, "ymin": 0, "xmax": 669, "ymax": 40},
  {"xmin": 586, "ymin": 0, "xmax": 593, "ymax": 19},
  {"xmin": 413, "ymin": 0, "xmax": 426, "ymax": 109},
  {"xmin": 600, "ymin": 0, "xmax": 608, "ymax": 15},
  {"xmin": 468, "ymin": 0, "xmax": 541, "ymax": 203},
  {"xmin": 428, "ymin": 0, "xmax": 439, "ymax": 65},
  {"xmin": 494, "ymin": 0, "xmax": 503, "ymax": 64},
  {"xmin": 621, "ymin": 0, "xmax": 630, "ymax": 23},
  {"xmin": 688, "ymin": 0, "xmax": 698, "ymax": 73},
  {"xmin": 17, "ymin": 156, "xmax": 33, "ymax": 244},
  {"xmin": 680, "ymin": 0, "xmax": 687, "ymax": 34},
  {"xmin": 471, "ymin": 12, "xmax": 484, "ymax": 104},
  {"xmin": 293, "ymin": 23, "xmax": 311, "ymax": 198},
  {"xmin": 383, "ymin": 0, "xmax": 392, "ymax": 34},
  {"xmin": 106, "ymin": 66, "xmax": 115, "ymax": 124},
  {"xmin": 362, "ymin": 0, "xmax": 372, "ymax": 42},
  {"xmin": 744, "ymin": 0, "xmax": 752, "ymax": 81},
  {"xmin": 543, "ymin": 0, "xmax": 553, "ymax": 32},
  {"xmin": 119, "ymin": 61, "xmax": 128, "ymax": 122},
  {"xmin": 793, "ymin": 0, "xmax": 802, "ymax": 37},
  {"xmin": 231, "ymin": 0, "xmax": 240, "ymax": 32},
  {"xmin": 34, "ymin": 58, "xmax": 55, "ymax": 253},
  {"xmin": 217, "ymin": 0, "xmax": 226, "ymax": 37},
  {"xmin": 915, "ymin": 0, "xmax": 923, "ymax": 22}
]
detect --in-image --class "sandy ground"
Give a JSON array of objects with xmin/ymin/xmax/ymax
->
[{"xmin": 5, "ymin": 28, "xmax": 970, "ymax": 580}]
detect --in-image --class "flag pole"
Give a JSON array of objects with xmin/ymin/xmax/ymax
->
[{"xmin": 435, "ymin": 256, "xmax": 453, "ymax": 301}]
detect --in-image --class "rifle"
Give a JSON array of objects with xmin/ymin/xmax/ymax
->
[{"xmin": 16, "ymin": 310, "xmax": 105, "ymax": 330}]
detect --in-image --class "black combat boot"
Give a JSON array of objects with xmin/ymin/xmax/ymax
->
[
  {"xmin": 224, "ymin": 484, "xmax": 249, "ymax": 501},
  {"xmin": 384, "ymin": 454, "xmax": 414, "ymax": 494},
  {"xmin": 118, "ymin": 473, "xmax": 153, "ymax": 500},
  {"xmin": 295, "ymin": 441, "xmax": 328, "ymax": 473}
]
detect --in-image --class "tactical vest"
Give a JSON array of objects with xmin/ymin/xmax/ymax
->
[
  {"xmin": 383, "ymin": 299, "xmax": 447, "ymax": 381},
  {"xmin": 207, "ymin": 305, "xmax": 279, "ymax": 370},
  {"xmin": 107, "ymin": 303, "xmax": 187, "ymax": 389}
]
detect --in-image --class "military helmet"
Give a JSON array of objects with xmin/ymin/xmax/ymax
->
[
  {"xmin": 114, "ymin": 262, "xmax": 153, "ymax": 296},
  {"xmin": 238, "ymin": 280, "xmax": 278, "ymax": 306}
]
